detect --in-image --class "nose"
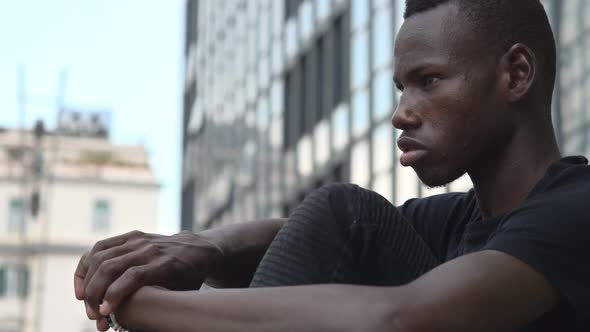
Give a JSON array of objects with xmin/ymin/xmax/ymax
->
[{"xmin": 391, "ymin": 94, "xmax": 421, "ymax": 131}]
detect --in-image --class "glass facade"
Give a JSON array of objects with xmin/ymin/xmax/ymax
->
[
  {"xmin": 181, "ymin": 0, "xmax": 590, "ymax": 230},
  {"xmin": 542, "ymin": 0, "xmax": 590, "ymax": 156}
]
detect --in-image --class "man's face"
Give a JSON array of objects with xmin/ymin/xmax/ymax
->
[{"xmin": 393, "ymin": 3, "xmax": 512, "ymax": 187}]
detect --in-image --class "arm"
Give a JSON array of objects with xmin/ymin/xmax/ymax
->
[
  {"xmin": 398, "ymin": 250, "xmax": 558, "ymax": 331},
  {"xmin": 113, "ymin": 250, "xmax": 558, "ymax": 332},
  {"xmin": 200, "ymin": 218, "xmax": 286, "ymax": 288},
  {"xmin": 115, "ymin": 284, "xmax": 403, "ymax": 332},
  {"xmin": 75, "ymin": 218, "xmax": 285, "ymax": 330}
]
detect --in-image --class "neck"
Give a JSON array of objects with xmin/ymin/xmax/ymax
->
[{"xmin": 468, "ymin": 121, "xmax": 561, "ymax": 219}]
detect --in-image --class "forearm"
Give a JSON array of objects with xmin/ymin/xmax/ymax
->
[
  {"xmin": 117, "ymin": 284, "xmax": 406, "ymax": 332},
  {"xmin": 200, "ymin": 218, "xmax": 287, "ymax": 288}
]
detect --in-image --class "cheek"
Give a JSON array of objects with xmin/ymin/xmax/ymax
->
[
  {"xmin": 421, "ymin": 77, "xmax": 489, "ymax": 146},
  {"xmin": 429, "ymin": 102, "xmax": 482, "ymax": 158}
]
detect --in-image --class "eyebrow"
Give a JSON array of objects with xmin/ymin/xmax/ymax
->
[
  {"xmin": 393, "ymin": 65, "xmax": 427, "ymax": 87},
  {"xmin": 393, "ymin": 62, "xmax": 445, "ymax": 86}
]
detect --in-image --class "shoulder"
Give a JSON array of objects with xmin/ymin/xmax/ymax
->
[
  {"xmin": 531, "ymin": 155, "xmax": 590, "ymax": 198},
  {"xmin": 486, "ymin": 159, "xmax": 590, "ymax": 322},
  {"xmin": 503, "ymin": 156, "xmax": 590, "ymax": 228}
]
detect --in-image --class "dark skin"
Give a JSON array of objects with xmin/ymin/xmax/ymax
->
[
  {"xmin": 392, "ymin": 3, "xmax": 561, "ymax": 218},
  {"xmin": 76, "ymin": 3, "xmax": 562, "ymax": 331}
]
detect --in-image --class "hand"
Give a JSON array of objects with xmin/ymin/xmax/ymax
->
[{"xmin": 74, "ymin": 230, "xmax": 224, "ymax": 328}]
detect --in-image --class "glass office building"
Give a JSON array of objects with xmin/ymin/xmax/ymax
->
[
  {"xmin": 542, "ymin": 0, "xmax": 590, "ymax": 155},
  {"xmin": 182, "ymin": 0, "xmax": 590, "ymax": 231}
]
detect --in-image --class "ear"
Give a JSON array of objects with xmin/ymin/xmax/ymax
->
[{"xmin": 500, "ymin": 43, "xmax": 537, "ymax": 103}]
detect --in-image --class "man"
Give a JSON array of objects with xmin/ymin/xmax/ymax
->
[{"xmin": 75, "ymin": 0, "xmax": 589, "ymax": 330}]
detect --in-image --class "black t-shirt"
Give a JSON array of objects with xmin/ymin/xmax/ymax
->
[{"xmin": 398, "ymin": 156, "xmax": 590, "ymax": 331}]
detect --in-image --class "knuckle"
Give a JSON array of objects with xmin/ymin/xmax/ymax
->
[
  {"xmin": 163, "ymin": 256, "xmax": 181, "ymax": 271},
  {"xmin": 143, "ymin": 244, "xmax": 163, "ymax": 258},
  {"xmin": 91, "ymin": 239, "xmax": 107, "ymax": 253},
  {"xmin": 97, "ymin": 259, "xmax": 118, "ymax": 276},
  {"xmin": 87, "ymin": 252, "xmax": 102, "ymax": 268},
  {"xmin": 129, "ymin": 237, "xmax": 148, "ymax": 248},
  {"xmin": 129, "ymin": 230, "xmax": 145, "ymax": 237},
  {"xmin": 176, "ymin": 231, "xmax": 193, "ymax": 242},
  {"xmin": 128, "ymin": 266, "xmax": 146, "ymax": 284},
  {"xmin": 77, "ymin": 251, "xmax": 90, "ymax": 270}
]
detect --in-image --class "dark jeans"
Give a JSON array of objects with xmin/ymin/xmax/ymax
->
[{"xmin": 250, "ymin": 183, "xmax": 440, "ymax": 288}]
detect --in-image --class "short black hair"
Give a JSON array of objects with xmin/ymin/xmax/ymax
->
[{"xmin": 404, "ymin": 0, "xmax": 557, "ymax": 100}]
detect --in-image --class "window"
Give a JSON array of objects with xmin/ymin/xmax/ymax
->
[
  {"xmin": 273, "ymin": 1, "xmax": 285, "ymax": 37},
  {"xmin": 299, "ymin": 57, "xmax": 308, "ymax": 138},
  {"xmin": 270, "ymin": 79, "xmax": 284, "ymax": 115},
  {"xmin": 332, "ymin": 16, "xmax": 348, "ymax": 108},
  {"xmin": 299, "ymin": 0, "xmax": 314, "ymax": 42},
  {"xmin": 305, "ymin": 50, "xmax": 318, "ymax": 134},
  {"xmin": 332, "ymin": 104, "xmax": 350, "ymax": 152},
  {"xmin": 92, "ymin": 200, "xmax": 111, "ymax": 232},
  {"xmin": 8, "ymin": 198, "xmax": 25, "ymax": 232},
  {"xmin": 271, "ymin": 40, "xmax": 283, "ymax": 75},
  {"xmin": 316, "ymin": 37, "xmax": 325, "ymax": 121},
  {"xmin": 283, "ymin": 71, "xmax": 295, "ymax": 151},
  {"xmin": 316, "ymin": 0, "xmax": 331, "ymax": 22},
  {"xmin": 285, "ymin": 18, "xmax": 298, "ymax": 60},
  {"xmin": 351, "ymin": 0, "xmax": 370, "ymax": 31},
  {"xmin": 0, "ymin": 265, "xmax": 28, "ymax": 298},
  {"xmin": 258, "ymin": 8, "xmax": 270, "ymax": 55},
  {"xmin": 257, "ymin": 55, "xmax": 270, "ymax": 91},
  {"xmin": 372, "ymin": 122, "xmax": 394, "ymax": 174},
  {"xmin": 0, "ymin": 267, "xmax": 5, "ymax": 296},
  {"xmin": 372, "ymin": 172, "xmax": 393, "ymax": 202},
  {"xmin": 17, "ymin": 267, "xmax": 28, "ymax": 298},
  {"xmin": 351, "ymin": 139, "xmax": 371, "ymax": 187},
  {"xmin": 372, "ymin": 9, "xmax": 393, "ymax": 70},
  {"xmin": 257, "ymin": 95, "xmax": 270, "ymax": 132},
  {"xmin": 373, "ymin": 69, "xmax": 394, "ymax": 121},
  {"xmin": 285, "ymin": 0, "xmax": 303, "ymax": 20},
  {"xmin": 373, "ymin": 0, "xmax": 392, "ymax": 10},
  {"xmin": 283, "ymin": 13, "xmax": 348, "ymax": 151},
  {"xmin": 351, "ymin": 29, "xmax": 370, "ymax": 89},
  {"xmin": 352, "ymin": 89, "xmax": 370, "ymax": 137}
]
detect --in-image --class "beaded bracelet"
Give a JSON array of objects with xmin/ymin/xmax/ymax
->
[{"xmin": 106, "ymin": 313, "xmax": 138, "ymax": 332}]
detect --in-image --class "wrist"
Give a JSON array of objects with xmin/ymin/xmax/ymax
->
[
  {"xmin": 193, "ymin": 230, "xmax": 228, "ymax": 277},
  {"xmin": 115, "ymin": 286, "xmax": 165, "ymax": 331}
]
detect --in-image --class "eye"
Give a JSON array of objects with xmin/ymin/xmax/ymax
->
[
  {"xmin": 423, "ymin": 75, "xmax": 440, "ymax": 88},
  {"xmin": 395, "ymin": 84, "xmax": 404, "ymax": 92}
]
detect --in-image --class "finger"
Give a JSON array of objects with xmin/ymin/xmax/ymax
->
[
  {"xmin": 89, "ymin": 230, "xmax": 145, "ymax": 257},
  {"xmin": 74, "ymin": 251, "xmax": 90, "ymax": 300},
  {"xmin": 83, "ymin": 244, "xmax": 133, "ymax": 292},
  {"xmin": 84, "ymin": 248, "xmax": 156, "ymax": 314},
  {"xmin": 79, "ymin": 230, "xmax": 143, "ymax": 300},
  {"xmin": 96, "ymin": 317, "xmax": 110, "ymax": 331},
  {"xmin": 85, "ymin": 300, "xmax": 99, "ymax": 320},
  {"xmin": 101, "ymin": 264, "xmax": 159, "ymax": 315}
]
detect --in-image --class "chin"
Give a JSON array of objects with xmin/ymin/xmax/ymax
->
[{"xmin": 414, "ymin": 166, "xmax": 465, "ymax": 188}]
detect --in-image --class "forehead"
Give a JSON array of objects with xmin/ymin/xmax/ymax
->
[{"xmin": 394, "ymin": 3, "xmax": 473, "ymax": 75}]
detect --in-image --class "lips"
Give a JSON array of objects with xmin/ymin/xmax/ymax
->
[{"xmin": 397, "ymin": 136, "xmax": 428, "ymax": 167}]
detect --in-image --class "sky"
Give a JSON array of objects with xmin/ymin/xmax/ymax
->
[{"xmin": 0, "ymin": 0, "xmax": 186, "ymax": 234}]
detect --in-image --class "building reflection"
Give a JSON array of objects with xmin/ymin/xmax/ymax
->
[{"xmin": 182, "ymin": 0, "xmax": 590, "ymax": 231}]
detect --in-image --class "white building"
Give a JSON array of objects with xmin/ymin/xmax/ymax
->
[{"xmin": 0, "ymin": 127, "xmax": 159, "ymax": 332}]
